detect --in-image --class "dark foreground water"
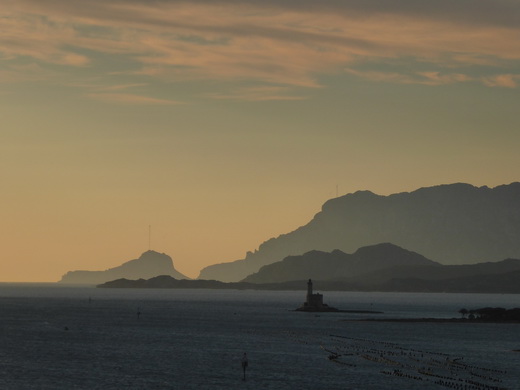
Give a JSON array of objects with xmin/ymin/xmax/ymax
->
[{"xmin": 0, "ymin": 285, "xmax": 519, "ymax": 389}]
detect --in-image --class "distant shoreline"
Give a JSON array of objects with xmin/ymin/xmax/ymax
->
[
  {"xmin": 293, "ymin": 309, "xmax": 384, "ymax": 314},
  {"xmin": 347, "ymin": 318, "xmax": 520, "ymax": 324},
  {"xmin": 95, "ymin": 275, "xmax": 520, "ymax": 294}
]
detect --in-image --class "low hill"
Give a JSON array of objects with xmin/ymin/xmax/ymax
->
[
  {"xmin": 59, "ymin": 250, "xmax": 189, "ymax": 284},
  {"xmin": 97, "ymin": 275, "xmax": 305, "ymax": 290},
  {"xmin": 242, "ymin": 243, "xmax": 439, "ymax": 283},
  {"xmin": 239, "ymin": 243, "xmax": 520, "ymax": 293},
  {"xmin": 356, "ymin": 258, "xmax": 520, "ymax": 285},
  {"xmin": 375, "ymin": 269, "xmax": 520, "ymax": 294}
]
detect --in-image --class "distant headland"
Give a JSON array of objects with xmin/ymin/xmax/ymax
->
[
  {"xmin": 60, "ymin": 250, "xmax": 189, "ymax": 284},
  {"xmin": 81, "ymin": 242, "xmax": 520, "ymax": 294},
  {"xmin": 95, "ymin": 242, "xmax": 520, "ymax": 294}
]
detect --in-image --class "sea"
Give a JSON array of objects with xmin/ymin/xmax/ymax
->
[{"xmin": 0, "ymin": 284, "xmax": 519, "ymax": 390}]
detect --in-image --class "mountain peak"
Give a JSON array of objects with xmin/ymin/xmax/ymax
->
[
  {"xmin": 59, "ymin": 250, "xmax": 189, "ymax": 284},
  {"xmin": 138, "ymin": 250, "xmax": 172, "ymax": 262},
  {"xmin": 241, "ymin": 243, "xmax": 439, "ymax": 284}
]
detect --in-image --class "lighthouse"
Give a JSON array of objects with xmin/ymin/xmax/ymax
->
[
  {"xmin": 297, "ymin": 278, "xmax": 336, "ymax": 311},
  {"xmin": 307, "ymin": 278, "xmax": 313, "ymax": 300},
  {"xmin": 304, "ymin": 279, "xmax": 323, "ymax": 308}
]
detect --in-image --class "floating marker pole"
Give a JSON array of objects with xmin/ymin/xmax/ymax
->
[{"xmin": 241, "ymin": 353, "xmax": 248, "ymax": 381}]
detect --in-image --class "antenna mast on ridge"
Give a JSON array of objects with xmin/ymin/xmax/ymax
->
[{"xmin": 148, "ymin": 225, "xmax": 151, "ymax": 250}]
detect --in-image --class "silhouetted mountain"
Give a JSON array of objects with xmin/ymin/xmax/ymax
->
[
  {"xmin": 242, "ymin": 243, "xmax": 439, "ymax": 283},
  {"xmin": 239, "ymin": 243, "xmax": 520, "ymax": 293},
  {"xmin": 98, "ymin": 252, "xmax": 520, "ymax": 293},
  {"xmin": 59, "ymin": 250, "xmax": 189, "ymax": 284},
  {"xmin": 199, "ymin": 182, "xmax": 520, "ymax": 282},
  {"xmin": 99, "ymin": 275, "xmax": 235, "ymax": 289},
  {"xmin": 358, "ymin": 258, "xmax": 520, "ymax": 285},
  {"xmin": 376, "ymin": 268, "xmax": 520, "ymax": 294}
]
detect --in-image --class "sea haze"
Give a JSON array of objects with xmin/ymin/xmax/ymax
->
[{"xmin": 0, "ymin": 285, "xmax": 519, "ymax": 389}]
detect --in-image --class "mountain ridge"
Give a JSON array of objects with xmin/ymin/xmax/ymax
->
[
  {"xmin": 241, "ymin": 243, "xmax": 440, "ymax": 283},
  {"xmin": 198, "ymin": 182, "xmax": 520, "ymax": 282},
  {"xmin": 240, "ymin": 242, "xmax": 520, "ymax": 288},
  {"xmin": 98, "ymin": 243, "xmax": 520, "ymax": 294}
]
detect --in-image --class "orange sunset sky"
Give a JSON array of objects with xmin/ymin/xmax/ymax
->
[{"xmin": 1, "ymin": 0, "xmax": 519, "ymax": 282}]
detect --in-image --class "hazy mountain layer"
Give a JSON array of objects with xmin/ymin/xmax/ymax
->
[
  {"xmin": 99, "ymin": 244, "xmax": 520, "ymax": 293},
  {"xmin": 199, "ymin": 182, "xmax": 520, "ymax": 282},
  {"xmin": 241, "ymin": 243, "xmax": 520, "ymax": 292},
  {"xmin": 59, "ymin": 250, "xmax": 189, "ymax": 284},
  {"xmin": 242, "ymin": 243, "xmax": 439, "ymax": 283}
]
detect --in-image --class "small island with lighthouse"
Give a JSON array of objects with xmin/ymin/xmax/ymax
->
[
  {"xmin": 295, "ymin": 279, "xmax": 383, "ymax": 314},
  {"xmin": 296, "ymin": 279, "xmax": 339, "ymax": 312}
]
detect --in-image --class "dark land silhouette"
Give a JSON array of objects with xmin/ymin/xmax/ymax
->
[
  {"xmin": 242, "ymin": 243, "xmax": 438, "ymax": 283},
  {"xmin": 98, "ymin": 243, "xmax": 520, "ymax": 293},
  {"xmin": 198, "ymin": 182, "xmax": 520, "ymax": 282},
  {"xmin": 464, "ymin": 307, "xmax": 520, "ymax": 322},
  {"xmin": 357, "ymin": 307, "xmax": 520, "ymax": 323},
  {"xmin": 242, "ymin": 243, "xmax": 520, "ymax": 293},
  {"xmin": 60, "ymin": 250, "xmax": 189, "ymax": 284}
]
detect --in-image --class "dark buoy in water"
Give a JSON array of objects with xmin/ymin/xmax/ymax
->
[
  {"xmin": 241, "ymin": 352, "xmax": 248, "ymax": 381},
  {"xmin": 137, "ymin": 307, "xmax": 141, "ymax": 319}
]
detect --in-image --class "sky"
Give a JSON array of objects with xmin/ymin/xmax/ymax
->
[{"xmin": 1, "ymin": 0, "xmax": 519, "ymax": 282}]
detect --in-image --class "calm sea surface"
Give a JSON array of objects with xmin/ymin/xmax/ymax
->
[{"xmin": 0, "ymin": 284, "xmax": 519, "ymax": 389}]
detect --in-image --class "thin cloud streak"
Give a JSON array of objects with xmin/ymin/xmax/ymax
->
[
  {"xmin": 345, "ymin": 69, "xmax": 474, "ymax": 86},
  {"xmin": 1, "ymin": 0, "xmax": 520, "ymax": 95},
  {"xmin": 87, "ymin": 92, "xmax": 183, "ymax": 105},
  {"xmin": 204, "ymin": 86, "xmax": 308, "ymax": 101}
]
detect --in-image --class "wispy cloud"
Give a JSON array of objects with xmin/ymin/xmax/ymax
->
[
  {"xmin": 1, "ymin": 0, "xmax": 520, "ymax": 94},
  {"xmin": 0, "ymin": 62, "xmax": 56, "ymax": 83},
  {"xmin": 204, "ymin": 86, "xmax": 308, "ymax": 101},
  {"xmin": 70, "ymin": 81, "xmax": 176, "ymax": 105},
  {"xmin": 86, "ymin": 92, "xmax": 183, "ymax": 105},
  {"xmin": 87, "ymin": 93, "xmax": 183, "ymax": 106},
  {"xmin": 345, "ymin": 68, "xmax": 475, "ymax": 86},
  {"xmin": 417, "ymin": 72, "xmax": 473, "ymax": 86},
  {"xmin": 481, "ymin": 74, "xmax": 520, "ymax": 88},
  {"xmin": 69, "ymin": 82, "xmax": 149, "ymax": 92}
]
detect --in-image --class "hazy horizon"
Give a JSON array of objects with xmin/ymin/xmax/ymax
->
[{"xmin": 2, "ymin": 1, "xmax": 519, "ymax": 282}]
